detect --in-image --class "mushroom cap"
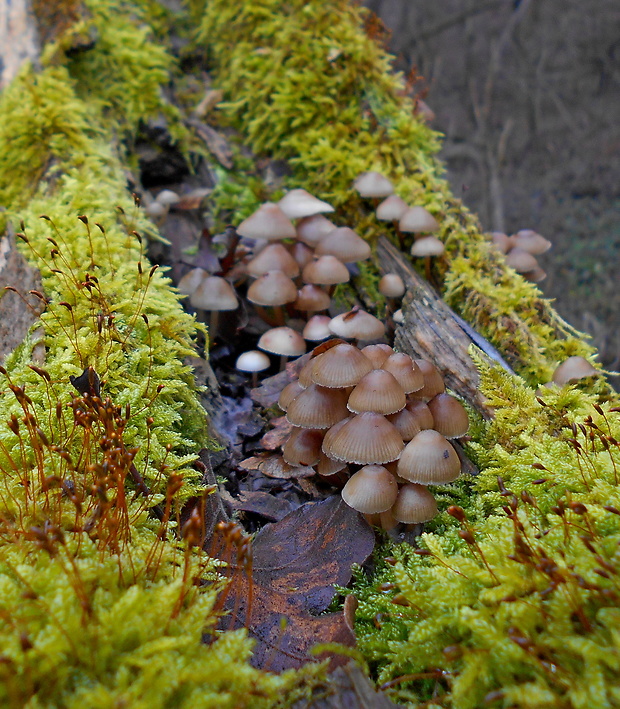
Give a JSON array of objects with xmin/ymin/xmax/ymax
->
[
  {"xmin": 405, "ymin": 399, "xmax": 435, "ymax": 430},
  {"xmin": 341, "ymin": 465, "xmax": 398, "ymax": 514},
  {"xmin": 552, "ymin": 356, "xmax": 599, "ymax": 385},
  {"xmin": 258, "ymin": 327, "xmax": 306, "ymax": 357},
  {"xmin": 378, "ymin": 273, "xmax": 406, "ymax": 298},
  {"xmin": 489, "ymin": 231, "xmax": 511, "ymax": 254},
  {"xmin": 302, "ymin": 315, "xmax": 332, "ymax": 341},
  {"xmin": 316, "ymin": 451, "xmax": 347, "ymax": 477},
  {"xmin": 294, "ymin": 284, "xmax": 331, "ymax": 312},
  {"xmin": 235, "ymin": 350, "xmax": 271, "ymax": 373},
  {"xmin": 505, "ymin": 248, "xmax": 539, "ymax": 273},
  {"xmin": 282, "ymin": 427, "xmax": 325, "ymax": 466},
  {"xmin": 246, "ymin": 243, "xmax": 300, "ymax": 278},
  {"xmin": 329, "ymin": 309, "xmax": 385, "ymax": 342},
  {"xmin": 156, "ymin": 189, "xmax": 180, "ymax": 206},
  {"xmin": 237, "ymin": 203, "xmax": 296, "ymax": 241},
  {"xmin": 391, "ymin": 484, "xmax": 438, "ymax": 523},
  {"xmin": 177, "ymin": 267, "xmax": 207, "ymax": 296},
  {"xmin": 286, "ymin": 384, "xmax": 349, "ymax": 429},
  {"xmin": 397, "ymin": 429, "xmax": 461, "ymax": 484},
  {"xmin": 278, "ymin": 380, "xmax": 306, "ymax": 411},
  {"xmin": 321, "ymin": 416, "xmax": 353, "ymax": 456},
  {"xmin": 410, "ymin": 236, "xmax": 445, "ymax": 257},
  {"xmin": 322, "ymin": 412, "xmax": 404, "ymax": 465},
  {"xmin": 393, "ymin": 309, "xmax": 405, "ymax": 324},
  {"xmin": 427, "ymin": 393, "xmax": 469, "ymax": 439},
  {"xmin": 347, "ymin": 369, "xmax": 407, "ymax": 415},
  {"xmin": 278, "ymin": 189, "xmax": 334, "ymax": 220},
  {"xmin": 399, "ymin": 206, "xmax": 439, "ymax": 233},
  {"xmin": 302, "ymin": 255, "xmax": 350, "ymax": 285},
  {"xmin": 523, "ymin": 266, "xmax": 547, "ymax": 283},
  {"xmin": 190, "ymin": 276, "xmax": 238, "ymax": 311},
  {"xmin": 386, "ymin": 407, "xmax": 422, "ymax": 441},
  {"xmin": 290, "ymin": 241, "xmax": 315, "ymax": 269},
  {"xmin": 510, "ymin": 229, "xmax": 552, "ymax": 255},
  {"xmin": 310, "ymin": 343, "xmax": 373, "ymax": 388},
  {"xmin": 353, "ymin": 171, "xmax": 394, "ymax": 198},
  {"xmin": 296, "ymin": 214, "xmax": 337, "ymax": 247},
  {"xmin": 382, "ymin": 353, "xmax": 424, "ymax": 394},
  {"xmin": 376, "ymin": 195, "xmax": 409, "ymax": 221},
  {"xmin": 247, "ymin": 270, "xmax": 298, "ymax": 306},
  {"xmin": 315, "ymin": 227, "xmax": 371, "ymax": 262},
  {"xmin": 411, "ymin": 360, "xmax": 445, "ymax": 400},
  {"xmin": 361, "ymin": 343, "xmax": 394, "ymax": 369}
]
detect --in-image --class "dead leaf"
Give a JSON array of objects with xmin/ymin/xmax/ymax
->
[
  {"xmin": 188, "ymin": 118, "xmax": 234, "ymax": 169},
  {"xmin": 251, "ymin": 368, "xmax": 293, "ymax": 408},
  {"xmin": 194, "ymin": 89, "xmax": 224, "ymax": 119},
  {"xmin": 239, "ymin": 452, "xmax": 316, "ymax": 479},
  {"xmin": 219, "ymin": 495, "xmax": 375, "ymax": 671},
  {"xmin": 259, "ymin": 416, "xmax": 294, "ymax": 450},
  {"xmin": 230, "ymin": 490, "xmax": 297, "ymax": 521},
  {"xmin": 174, "ymin": 188, "xmax": 213, "ymax": 211}
]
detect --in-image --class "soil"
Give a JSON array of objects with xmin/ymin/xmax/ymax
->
[{"xmin": 365, "ymin": 0, "xmax": 620, "ymax": 372}]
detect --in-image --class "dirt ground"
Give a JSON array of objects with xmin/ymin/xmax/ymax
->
[{"xmin": 365, "ymin": 0, "xmax": 620, "ymax": 372}]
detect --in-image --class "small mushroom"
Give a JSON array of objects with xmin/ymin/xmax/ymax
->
[
  {"xmin": 353, "ymin": 171, "xmax": 394, "ymax": 200},
  {"xmin": 397, "ymin": 429, "xmax": 461, "ymax": 485},
  {"xmin": 189, "ymin": 275, "xmax": 238, "ymax": 343},
  {"xmin": 278, "ymin": 189, "xmax": 334, "ymax": 220},
  {"xmin": 237, "ymin": 203, "xmax": 296, "ymax": 241},
  {"xmin": 258, "ymin": 326, "xmax": 306, "ymax": 370},
  {"xmin": 235, "ymin": 350, "xmax": 271, "ymax": 387},
  {"xmin": 322, "ymin": 412, "xmax": 404, "ymax": 465},
  {"xmin": 341, "ymin": 465, "xmax": 399, "ymax": 516},
  {"xmin": 328, "ymin": 307, "xmax": 385, "ymax": 344},
  {"xmin": 552, "ymin": 356, "xmax": 599, "ymax": 386}
]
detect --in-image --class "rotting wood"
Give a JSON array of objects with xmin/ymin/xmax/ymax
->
[{"xmin": 376, "ymin": 236, "xmax": 514, "ymax": 420}]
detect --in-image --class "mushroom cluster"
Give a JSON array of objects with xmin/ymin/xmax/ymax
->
[
  {"xmin": 488, "ymin": 228, "xmax": 552, "ymax": 282},
  {"xmin": 278, "ymin": 341, "xmax": 469, "ymax": 529}
]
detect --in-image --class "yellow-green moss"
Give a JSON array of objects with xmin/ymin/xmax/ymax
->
[{"xmin": 198, "ymin": 0, "xmax": 599, "ymax": 386}]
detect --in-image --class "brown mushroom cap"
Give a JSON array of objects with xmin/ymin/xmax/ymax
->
[
  {"xmin": 323, "ymin": 412, "xmax": 404, "ymax": 465},
  {"xmin": 376, "ymin": 195, "xmax": 409, "ymax": 221},
  {"xmin": 294, "ymin": 284, "xmax": 331, "ymax": 313},
  {"xmin": 391, "ymin": 484, "xmax": 438, "ymax": 523},
  {"xmin": 386, "ymin": 407, "xmax": 422, "ymax": 441},
  {"xmin": 347, "ymin": 369, "xmax": 407, "ymax": 415},
  {"xmin": 378, "ymin": 273, "xmax": 406, "ymax": 298},
  {"xmin": 302, "ymin": 255, "xmax": 350, "ymax": 285},
  {"xmin": 397, "ymin": 429, "xmax": 461, "ymax": 484},
  {"xmin": 341, "ymin": 465, "xmax": 398, "ymax": 514},
  {"xmin": 278, "ymin": 189, "xmax": 334, "ymax": 220},
  {"xmin": 247, "ymin": 270, "xmax": 298, "ymax": 306},
  {"xmin": 412, "ymin": 360, "xmax": 445, "ymax": 400},
  {"xmin": 177, "ymin": 267, "xmax": 207, "ymax": 296},
  {"xmin": 258, "ymin": 327, "xmax": 306, "ymax": 357},
  {"xmin": 523, "ymin": 266, "xmax": 547, "ymax": 283},
  {"xmin": 315, "ymin": 227, "xmax": 371, "ymax": 262},
  {"xmin": 321, "ymin": 416, "xmax": 353, "ymax": 457},
  {"xmin": 302, "ymin": 315, "xmax": 332, "ymax": 341},
  {"xmin": 410, "ymin": 236, "xmax": 445, "ymax": 257},
  {"xmin": 552, "ymin": 356, "xmax": 599, "ymax": 385},
  {"xmin": 286, "ymin": 384, "xmax": 349, "ymax": 429},
  {"xmin": 505, "ymin": 248, "xmax": 539, "ymax": 273},
  {"xmin": 237, "ymin": 203, "xmax": 296, "ymax": 241},
  {"xmin": 296, "ymin": 214, "xmax": 337, "ymax": 247},
  {"xmin": 382, "ymin": 353, "xmax": 424, "ymax": 394},
  {"xmin": 405, "ymin": 400, "xmax": 435, "ymax": 430},
  {"xmin": 361, "ymin": 343, "xmax": 394, "ymax": 369},
  {"xmin": 489, "ymin": 232, "xmax": 511, "ymax": 254},
  {"xmin": 246, "ymin": 243, "xmax": 300, "ymax": 278},
  {"xmin": 282, "ymin": 427, "xmax": 325, "ymax": 466},
  {"xmin": 316, "ymin": 451, "xmax": 348, "ymax": 477},
  {"xmin": 354, "ymin": 171, "xmax": 394, "ymax": 198},
  {"xmin": 510, "ymin": 229, "xmax": 552, "ymax": 255},
  {"xmin": 427, "ymin": 393, "xmax": 469, "ymax": 439},
  {"xmin": 278, "ymin": 380, "xmax": 306, "ymax": 411},
  {"xmin": 329, "ymin": 309, "xmax": 385, "ymax": 342},
  {"xmin": 399, "ymin": 206, "xmax": 439, "ymax": 233},
  {"xmin": 290, "ymin": 241, "xmax": 315, "ymax": 269},
  {"xmin": 310, "ymin": 343, "xmax": 373, "ymax": 388},
  {"xmin": 190, "ymin": 276, "xmax": 238, "ymax": 311}
]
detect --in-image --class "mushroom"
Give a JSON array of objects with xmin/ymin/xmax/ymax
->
[
  {"xmin": 378, "ymin": 273, "xmax": 405, "ymax": 299},
  {"xmin": 328, "ymin": 307, "xmax": 385, "ymax": 344},
  {"xmin": 391, "ymin": 483, "xmax": 438, "ymax": 524},
  {"xmin": 322, "ymin": 411, "xmax": 404, "ymax": 465},
  {"xmin": 397, "ymin": 429, "xmax": 461, "ymax": 485},
  {"xmin": 410, "ymin": 236, "xmax": 445, "ymax": 281},
  {"xmin": 427, "ymin": 393, "xmax": 469, "ymax": 439},
  {"xmin": 310, "ymin": 343, "xmax": 373, "ymax": 388},
  {"xmin": 278, "ymin": 380, "xmax": 306, "ymax": 411},
  {"xmin": 382, "ymin": 353, "xmax": 424, "ymax": 394},
  {"xmin": 411, "ymin": 360, "xmax": 445, "ymax": 400},
  {"xmin": 296, "ymin": 214, "xmax": 337, "ymax": 248},
  {"xmin": 237, "ymin": 203, "xmax": 296, "ymax": 241},
  {"xmin": 302, "ymin": 255, "xmax": 350, "ymax": 288},
  {"xmin": 341, "ymin": 465, "xmax": 398, "ymax": 518},
  {"xmin": 278, "ymin": 189, "xmax": 334, "ymax": 220},
  {"xmin": 285, "ymin": 384, "xmax": 349, "ymax": 429},
  {"xmin": 294, "ymin": 284, "xmax": 331, "ymax": 318},
  {"xmin": 505, "ymin": 248, "xmax": 539, "ymax": 274},
  {"xmin": 510, "ymin": 229, "xmax": 551, "ymax": 255},
  {"xmin": 258, "ymin": 326, "xmax": 306, "ymax": 370},
  {"xmin": 235, "ymin": 350, "xmax": 271, "ymax": 387},
  {"xmin": 177, "ymin": 267, "xmax": 207, "ymax": 296},
  {"xmin": 302, "ymin": 315, "xmax": 332, "ymax": 342},
  {"xmin": 353, "ymin": 171, "xmax": 394, "ymax": 200},
  {"xmin": 189, "ymin": 275, "xmax": 238, "ymax": 342},
  {"xmin": 282, "ymin": 427, "xmax": 325, "ymax": 466},
  {"xmin": 247, "ymin": 270, "xmax": 298, "ymax": 325},
  {"xmin": 246, "ymin": 243, "xmax": 300, "ymax": 278},
  {"xmin": 346, "ymin": 369, "xmax": 407, "ymax": 415},
  {"xmin": 552, "ymin": 356, "xmax": 599, "ymax": 386},
  {"xmin": 315, "ymin": 227, "xmax": 371, "ymax": 262},
  {"xmin": 360, "ymin": 343, "xmax": 394, "ymax": 369}
]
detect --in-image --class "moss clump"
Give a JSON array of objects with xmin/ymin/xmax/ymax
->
[{"xmin": 198, "ymin": 0, "xmax": 599, "ymax": 386}]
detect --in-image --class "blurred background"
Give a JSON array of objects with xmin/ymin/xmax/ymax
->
[{"xmin": 365, "ymin": 0, "xmax": 620, "ymax": 372}]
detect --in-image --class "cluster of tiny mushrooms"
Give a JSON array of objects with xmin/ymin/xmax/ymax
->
[{"xmin": 163, "ymin": 171, "xmax": 598, "ymax": 527}]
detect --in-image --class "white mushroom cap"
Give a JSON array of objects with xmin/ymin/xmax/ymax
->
[
  {"xmin": 177, "ymin": 267, "xmax": 208, "ymax": 296},
  {"xmin": 353, "ymin": 171, "xmax": 394, "ymax": 198},
  {"xmin": 235, "ymin": 350, "xmax": 271, "ymax": 373},
  {"xmin": 410, "ymin": 236, "xmax": 445, "ymax": 257},
  {"xmin": 237, "ymin": 203, "xmax": 296, "ymax": 241},
  {"xmin": 278, "ymin": 189, "xmax": 334, "ymax": 220},
  {"xmin": 258, "ymin": 327, "xmax": 306, "ymax": 357},
  {"xmin": 376, "ymin": 195, "xmax": 409, "ymax": 221},
  {"xmin": 156, "ymin": 189, "xmax": 180, "ymax": 206},
  {"xmin": 379, "ymin": 273, "xmax": 405, "ymax": 298},
  {"xmin": 303, "ymin": 315, "xmax": 332, "ymax": 341},
  {"xmin": 190, "ymin": 276, "xmax": 238, "ymax": 311},
  {"xmin": 296, "ymin": 214, "xmax": 337, "ymax": 247},
  {"xmin": 329, "ymin": 308, "xmax": 385, "ymax": 341},
  {"xmin": 399, "ymin": 207, "xmax": 439, "ymax": 233}
]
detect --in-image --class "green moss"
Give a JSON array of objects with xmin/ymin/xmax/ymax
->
[{"xmin": 199, "ymin": 0, "xmax": 600, "ymax": 386}]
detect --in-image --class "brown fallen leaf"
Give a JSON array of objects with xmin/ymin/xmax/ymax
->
[
  {"xmin": 251, "ymin": 368, "xmax": 293, "ymax": 408},
  {"xmin": 230, "ymin": 490, "xmax": 297, "ymax": 522},
  {"xmin": 219, "ymin": 495, "xmax": 375, "ymax": 672},
  {"xmin": 259, "ymin": 416, "xmax": 294, "ymax": 450},
  {"xmin": 239, "ymin": 452, "xmax": 316, "ymax": 479},
  {"xmin": 187, "ymin": 118, "xmax": 234, "ymax": 169}
]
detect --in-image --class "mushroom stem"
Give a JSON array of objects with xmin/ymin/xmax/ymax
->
[
  {"xmin": 251, "ymin": 371, "xmax": 259, "ymax": 388},
  {"xmin": 208, "ymin": 310, "xmax": 220, "ymax": 345},
  {"xmin": 394, "ymin": 221, "xmax": 404, "ymax": 250},
  {"xmin": 278, "ymin": 354, "xmax": 288, "ymax": 371},
  {"xmin": 424, "ymin": 256, "xmax": 432, "ymax": 282},
  {"xmin": 273, "ymin": 305, "xmax": 286, "ymax": 327}
]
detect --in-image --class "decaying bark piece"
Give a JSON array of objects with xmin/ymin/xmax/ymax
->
[
  {"xmin": 0, "ymin": 0, "xmax": 40, "ymax": 90},
  {"xmin": 376, "ymin": 236, "xmax": 513, "ymax": 419}
]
